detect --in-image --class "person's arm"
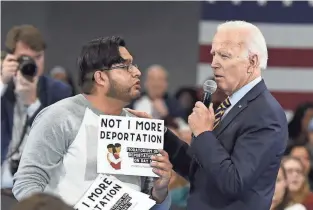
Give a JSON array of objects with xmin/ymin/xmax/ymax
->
[
  {"xmin": 12, "ymin": 106, "xmax": 72, "ymax": 201},
  {"xmin": 190, "ymin": 114, "xmax": 286, "ymax": 198},
  {"xmin": 164, "ymin": 130, "xmax": 192, "ymax": 181}
]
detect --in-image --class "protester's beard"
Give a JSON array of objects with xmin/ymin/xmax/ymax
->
[{"xmin": 106, "ymin": 78, "xmax": 133, "ymax": 102}]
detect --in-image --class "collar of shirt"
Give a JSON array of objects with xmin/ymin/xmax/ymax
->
[{"xmin": 222, "ymin": 76, "xmax": 262, "ymax": 119}]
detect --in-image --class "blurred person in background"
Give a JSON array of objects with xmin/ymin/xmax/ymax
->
[
  {"xmin": 308, "ymin": 119, "xmax": 313, "ymax": 144},
  {"xmin": 286, "ymin": 144, "xmax": 313, "ymax": 190},
  {"xmin": 11, "ymin": 193, "xmax": 73, "ymax": 210},
  {"xmin": 50, "ymin": 65, "xmax": 76, "ymax": 95},
  {"xmin": 307, "ymin": 119, "xmax": 313, "ymax": 170},
  {"xmin": 0, "ymin": 25, "xmax": 72, "ymax": 192},
  {"xmin": 282, "ymin": 156, "xmax": 313, "ymax": 209},
  {"xmin": 128, "ymin": 64, "xmax": 186, "ymax": 125},
  {"xmin": 288, "ymin": 102, "xmax": 313, "ymax": 144},
  {"xmin": 270, "ymin": 161, "xmax": 306, "ymax": 210},
  {"xmin": 175, "ymin": 87, "xmax": 198, "ymax": 122}
]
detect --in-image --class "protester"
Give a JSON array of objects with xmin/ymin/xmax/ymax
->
[
  {"xmin": 127, "ymin": 20, "xmax": 288, "ymax": 210},
  {"xmin": 12, "ymin": 36, "xmax": 172, "ymax": 210}
]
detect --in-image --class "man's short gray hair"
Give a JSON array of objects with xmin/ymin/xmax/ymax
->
[{"xmin": 217, "ymin": 20, "xmax": 268, "ymax": 70}]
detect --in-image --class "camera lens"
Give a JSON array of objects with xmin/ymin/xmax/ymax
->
[
  {"xmin": 17, "ymin": 55, "xmax": 37, "ymax": 77},
  {"xmin": 21, "ymin": 63, "xmax": 37, "ymax": 77}
]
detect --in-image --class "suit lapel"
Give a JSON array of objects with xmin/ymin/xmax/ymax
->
[
  {"xmin": 213, "ymin": 101, "xmax": 247, "ymax": 138},
  {"xmin": 213, "ymin": 79, "xmax": 267, "ymax": 138}
]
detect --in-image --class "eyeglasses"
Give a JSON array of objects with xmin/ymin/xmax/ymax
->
[
  {"xmin": 103, "ymin": 63, "xmax": 139, "ymax": 72},
  {"xmin": 84, "ymin": 63, "xmax": 139, "ymax": 83}
]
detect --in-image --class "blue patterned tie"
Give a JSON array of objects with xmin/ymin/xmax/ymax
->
[{"xmin": 213, "ymin": 98, "xmax": 231, "ymax": 129}]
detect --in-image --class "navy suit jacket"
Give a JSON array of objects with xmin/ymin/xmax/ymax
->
[
  {"xmin": 1, "ymin": 75, "xmax": 72, "ymax": 164},
  {"xmin": 164, "ymin": 80, "xmax": 288, "ymax": 210}
]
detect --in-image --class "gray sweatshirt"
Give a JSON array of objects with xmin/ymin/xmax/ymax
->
[{"xmin": 12, "ymin": 94, "xmax": 171, "ymax": 209}]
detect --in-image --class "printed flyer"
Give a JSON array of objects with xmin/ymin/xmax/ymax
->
[{"xmin": 74, "ymin": 174, "xmax": 156, "ymax": 210}]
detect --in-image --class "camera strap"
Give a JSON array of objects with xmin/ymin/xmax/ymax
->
[
  {"xmin": 6, "ymin": 104, "xmax": 44, "ymax": 161},
  {"xmin": 5, "ymin": 76, "xmax": 48, "ymax": 161}
]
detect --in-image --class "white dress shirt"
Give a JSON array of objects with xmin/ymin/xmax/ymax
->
[{"xmin": 222, "ymin": 76, "xmax": 262, "ymax": 120}]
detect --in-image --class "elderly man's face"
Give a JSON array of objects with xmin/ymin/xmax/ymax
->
[{"xmin": 210, "ymin": 29, "xmax": 253, "ymax": 95}]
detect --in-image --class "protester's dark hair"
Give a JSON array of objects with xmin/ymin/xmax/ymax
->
[
  {"xmin": 288, "ymin": 102, "xmax": 313, "ymax": 140},
  {"xmin": 5, "ymin": 25, "xmax": 46, "ymax": 53},
  {"xmin": 107, "ymin": 144, "xmax": 115, "ymax": 149},
  {"xmin": 115, "ymin": 143, "xmax": 121, "ymax": 148},
  {"xmin": 77, "ymin": 36, "xmax": 126, "ymax": 94},
  {"xmin": 11, "ymin": 193, "xmax": 73, "ymax": 210}
]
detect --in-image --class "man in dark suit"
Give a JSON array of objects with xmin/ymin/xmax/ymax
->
[
  {"xmin": 127, "ymin": 21, "xmax": 288, "ymax": 210},
  {"xmin": 1, "ymin": 25, "xmax": 72, "ymax": 189}
]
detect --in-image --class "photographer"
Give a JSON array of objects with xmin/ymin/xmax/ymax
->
[{"xmin": 1, "ymin": 25, "xmax": 72, "ymax": 191}]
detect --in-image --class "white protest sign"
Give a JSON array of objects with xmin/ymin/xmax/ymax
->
[
  {"xmin": 74, "ymin": 174, "xmax": 144, "ymax": 210},
  {"xmin": 97, "ymin": 115, "xmax": 164, "ymax": 177}
]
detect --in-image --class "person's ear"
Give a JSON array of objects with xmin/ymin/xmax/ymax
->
[{"xmin": 94, "ymin": 71, "xmax": 107, "ymax": 86}]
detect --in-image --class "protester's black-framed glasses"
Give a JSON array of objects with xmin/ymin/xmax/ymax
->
[{"xmin": 102, "ymin": 63, "xmax": 139, "ymax": 72}]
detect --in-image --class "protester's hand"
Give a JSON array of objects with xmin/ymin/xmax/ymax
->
[
  {"xmin": 15, "ymin": 71, "xmax": 38, "ymax": 106},
  {"xmin": 1, "ymin": 54, "xmax": 19, "ymax": 84},
  {"xmin": 150, "ymin": 149, "xmax": 172, "ymax": 203},
  {"xmin": 188, "ymin": 102, "xmax": 215, "ymax": 136},
  {"xmin": 153, "ymin": 99, "xmax": 168, "ymax": 117},
  {"xmin": 125, "ymin": 108, "xmax": 152, "ymax": 119}
]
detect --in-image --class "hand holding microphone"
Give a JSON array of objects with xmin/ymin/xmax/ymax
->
[{"xmin": 189, "ymin": 80, "xmax": 217, "ymax": 137}]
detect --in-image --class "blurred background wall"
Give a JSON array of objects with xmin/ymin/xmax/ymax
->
[{"xmin": 1, "ymin": 1, "xmax": 201, "ymax": 93}]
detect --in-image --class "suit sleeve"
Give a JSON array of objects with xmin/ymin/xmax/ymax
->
[
  {"xmin": 164, "ymin": 130, "xmax": 192, "ymax": 180},
  {"xmin": 190, "ymin": 114, "xmax": 286, "ymax": 198}
]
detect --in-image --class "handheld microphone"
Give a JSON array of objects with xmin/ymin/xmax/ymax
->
[
  {"xmin": 202, "ymin": 79, "xmax": 217, "ymax": 107},
  {"xmin": 191, "ymin": 80, "xmax": 217, "ymax": 139}
]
